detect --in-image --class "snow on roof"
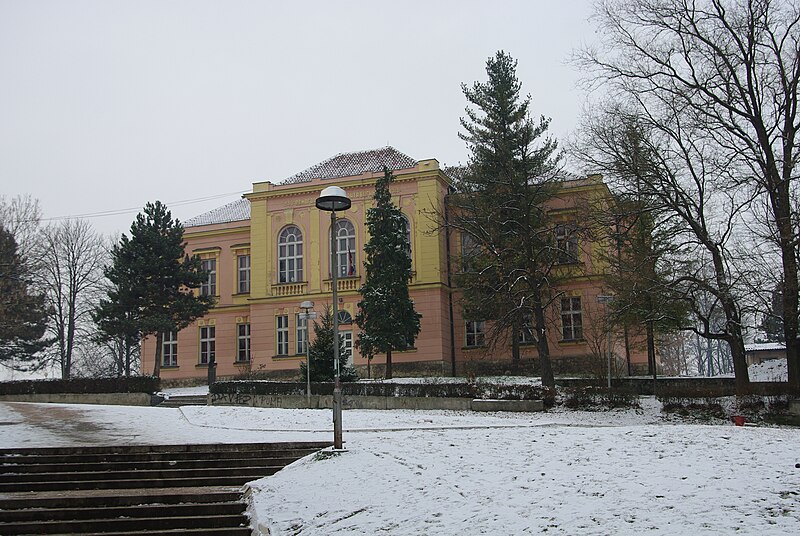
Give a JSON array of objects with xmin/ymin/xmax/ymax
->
[
  {"xmin": 184, "ymin": 198, "xmax": 250, "ymax": 228},
  {"xmin": 744, "ymin": 342, "xmax": 786, "ymax": 352},
  {"xmin": 281, "ymin": 146, "xmax": 417, "ymax": 184}
]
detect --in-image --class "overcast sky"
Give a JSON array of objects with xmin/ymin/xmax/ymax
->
[{"xmin": 0, "ymin": 0, "xmax": 598, "ymax": 236}]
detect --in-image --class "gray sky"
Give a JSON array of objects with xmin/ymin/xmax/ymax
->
[{"xmin": 0, "ymin": 0, "xmax": 597, "ymax": 235}]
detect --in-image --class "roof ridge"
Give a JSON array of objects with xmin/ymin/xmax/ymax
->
[{"xmin": 282, "ymin": 146, "xmax": 417, "ymax": 184}]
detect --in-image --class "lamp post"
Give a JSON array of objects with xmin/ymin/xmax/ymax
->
[
  {"xmin": 597, "ymin": 295, "xmax": 615, "ymax": 389},
  {"xmin": 299, "ymin": 300, "xmax": 317, "ymax": 407},
  {"xmin": 315, "ymin": 185, "xmax": 351, "ymax": 450}
]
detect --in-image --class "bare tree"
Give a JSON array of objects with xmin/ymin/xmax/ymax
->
[
  {"xmin": 37, "ymin": 219, "xmax": 106, "ymax": 379},
  {"xmin": 575, "ymin": 106, "xmax": 754, "ymax": 391},
  {"xmin": 578, "ymin": 0, "xmax": 800, "ymax": 391},
  {"xmin": 0, "ymin": 195, "xmax": 43, "ymax": 274}
]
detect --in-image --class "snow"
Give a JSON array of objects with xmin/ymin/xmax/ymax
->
[
  {"xmin": 0, "ymin": 400, "xmax": 798, "ymax": 535},
  {"xmin": 749, "ymin": 359, "xmax": 788, "ymax": 382}
]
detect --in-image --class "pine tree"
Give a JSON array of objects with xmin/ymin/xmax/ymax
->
[
  {"xmin": 452, "ymin": 51, "xmax": 560, "ymax": 387},
  {"xmin": 301, "ymin": 307, "xmax": 358, "ymax": 382},
  {"xmin": 0, "ymin": 224, "xmax": 52, "ymax": 368},
  {"xmin": 95, "ymin": 201, "xmax": 213, "ymax": 377},
  {"xmin": 355, "ymin": 167, "xmax": 421, "ymax": 379}
]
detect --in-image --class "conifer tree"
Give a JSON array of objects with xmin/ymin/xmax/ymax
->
[
  {"xmin": 95, "ymin": 201, "xmax": 213, "ymax": 377},
  {"xmin": 301, "ymin": 307, "xmax": 358, "ymax": 382},
  {"xmin": 355, "ymin": 167, "xmax": 421, "ymax": 379},
  {"xmin": 452, "ymin": 51, "xmax": 560, "ymax": 387},
  {"xmin": 0, "ymin": 224, "xmax": 52, "ymax": 368}
]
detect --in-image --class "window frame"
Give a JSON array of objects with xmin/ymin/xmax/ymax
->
[
  {"xmin": 465, "ymin": 320, "xmax": 485, "ymax": 348},
  {"xmin": 296, "ymin": 313, "xmax": 308, "ymax": 355},
  {"xmin": 199, "ymin": 326, "xmax": 216, "ymax": 365},
  {"xmin": 278, "ymin": 225, "xmax": 304, "ymax": 284},
  {"xmin": 555, "ymin": 222, "xmax": 579, "ymax": 264},
  {"xmin": 237, "ymin": 254, "xmax": 251, "ymax": 294},
  {"xmin": 561, "ymin": 297, "xmax": 583, "ymax": 341},
  {"xmin": 200, "ymin": 258, "xmax": 217, "ymax": 296},
  {"xmin": 332, "ymin": 219, "xmax": 357, "ymax": 278},
  {"xmin": 276, "ymin": 315, "xmax": 289, "ymax": 356},
  {"xmin": 237, "ymin": 323, "xmax": 251, "ymax": 362},
  {"xmin": 162, "ymin": 331, "xmax": 178, "ymax": 367}
]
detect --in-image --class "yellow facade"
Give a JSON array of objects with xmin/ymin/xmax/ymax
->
[{"xmin": 141, "ymin": 149, "xmax": 649, "ymax": 382}]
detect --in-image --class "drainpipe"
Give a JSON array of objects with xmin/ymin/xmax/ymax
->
[{"xmin": 444, "ymin": 190, "xmax": 457, "ymax": 377}]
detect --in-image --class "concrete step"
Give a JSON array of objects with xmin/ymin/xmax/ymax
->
[
  {"xmin": 0, "ymin": 501, "xmax": 245, "ymax": 522},
  {"xmin": 0, "ymin": 489, "xmax": 242, "ymax": 510},
  {"xmin": 54, "ymin": 529, "xmax": 252, "ymax": 536},
  {"xmin": 0, "ymin": 441, "xmax": 330, "ymax": 457},
  {"xmin": 0, "ymin": 513, "xmax": 250, "ymax": 534},
  {"xmin": 0, "ymin": 441, "xmax": 331, "ymax": 535},
  {"xmin": 0, "ymin": 473, "xmax": 276, "ymax": 492},
  {"xmin": 0, "ymin": 465, "xmax": 285, "ymax": 483},
  {"xmin": 0, "ymin": 446, "xmax": 321, "ymax": 465},
  {"xmin": 159, "ymin": 394, "xmax": 208, "ymax": 407},
  {"xmin": 2, "ymin": 455, "xmax": 302, "ymax": 473}
]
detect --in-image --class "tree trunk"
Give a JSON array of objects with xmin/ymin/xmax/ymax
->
[
  {"xmin": 511, "ymin": 324, "xmax": 521, "ymax": 364},
  {"xmin": 385, "ymin": 349, "xmax": 393, "ymax": 380},
  {"xmin": 623, "ymin": 323, "xmax": 631, "ymax": 376},
  {"xmin": 152, "ymin": 333, "xmax": 162, "ymax": 378},
  {"xmin": 533, "ymin": 297, "xmax": 554, "ymax": 388},
  {"xmin": 728, "ymin": 332, "xmax": 749, "ymax": 396},
  {"xmin": 646, "ymin": 320, "xmax": 655, "ymax": 377}
]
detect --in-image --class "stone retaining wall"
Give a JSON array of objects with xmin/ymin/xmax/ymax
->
[{"xmin": 209, "ymin": 392, "xmax": 542, "ymax": 412}]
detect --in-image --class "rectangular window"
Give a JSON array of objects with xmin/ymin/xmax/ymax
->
[
  {"xmin": 276, "ymin": 315, "xmax": 289, "ymax": 356},
  {"xmin": 237, "ymin": 323, "xmax": 251, "ymax": 362},
  {"xmin": 296, "ymin": 313, "xmax": 308, "ymax": 355},
  {"xmin": 461, "ymin": 232, "xmax": 480, "ymax": 272},
  {"xmin": 237, "ymin": 254, "xmax": 251, "ymax": 294},
  {"xmin": 162, "ymin": 331, "xmax": 178, "ymax": 367},
  {"xmin": 201, "ymin": 258, "xmax": 217, "ymax": 296},
  {"xmin": 199, "ymin": 326, "xmax": 215, "ymax": 364},
  {"xmin": 561, "ymin": 297, "xmax": 583, "ymax": 341},
  {"xmin": 341, "ymin": 330, "xmax": 353, "ymax": 366},
  {"xmin": 465, "ymin": 321, "xmax": 485, "ymax": 347},
  {"xmin": 555, "ymin": 223, "xmax": 579, "ymax": 264}
]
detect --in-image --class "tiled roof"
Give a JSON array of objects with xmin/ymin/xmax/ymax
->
[
  {"xmin": 282, "ymin": 146, "xmax": 417, "ymax": 184},
  {"xmin": 184, "ymin": 198, "xmax": 250, "ymax": 228}
]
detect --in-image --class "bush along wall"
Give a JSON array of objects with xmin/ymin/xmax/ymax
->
[
  {"xmin": 211, "ymin": 380, "xmax": 554, "ymax": 403},
  {"xmin": 0, "ymin": 376, "xmax": 160, "ymax": 396}
]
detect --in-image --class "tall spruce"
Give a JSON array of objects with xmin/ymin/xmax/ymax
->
[
  {"xmin": 451, "ymin": 51, "xmax": 560, "ymax": 387},
  {"xmin": 0, "ymin": 224, "xmax": 52, "ymax": 368},
  {"xmin": 95, "ymin": 201, "xmax": 213, "ymax": 377},
  {"xmin": 355, "ymin": 167, "xmax": 421, "ymax": 379}
]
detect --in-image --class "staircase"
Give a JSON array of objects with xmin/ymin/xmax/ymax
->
[
  {"xmin": 0, "ymin": 441, "xmax": 331, "ymax": 535},
  {"xmin": 158, "ymin": 394, "xmax": 209, "ymax": 407}
]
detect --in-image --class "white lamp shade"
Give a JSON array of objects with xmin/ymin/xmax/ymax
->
[{"xmin": 316, "ymin": 186, "xmax": 351, "ymax": 211}]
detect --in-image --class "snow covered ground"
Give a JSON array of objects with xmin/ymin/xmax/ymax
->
[
  {"xmin": 749, "ymin": 359, "xmax": 788, "ymax": 382},
  {"xmin": 1, "ymin": 400, "xmax": 798, "ymax": 535}
]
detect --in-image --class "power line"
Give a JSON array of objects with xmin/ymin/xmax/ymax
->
[{"xmin": 38, "ymin": 190, "xmax": 249, "ymax": 222}]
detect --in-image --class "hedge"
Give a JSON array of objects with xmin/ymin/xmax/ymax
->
[
  {"xmin": 211, "ymin": 380, "xmax": 553, "ymax": 402},
  {"xmin": 0, "ymin": 376, "xmax": 160, "ymax": 396}
]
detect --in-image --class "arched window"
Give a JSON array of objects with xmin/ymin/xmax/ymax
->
[
  {"xmin": 278, "ymin": 225, "xmax": 303, "ymax": 283},
  {"xmin": 337, "ymin": 310, "xmax": 353, "ymax": 325},
  {"xmin": 332, "ymin": 219, "xmax": 356, "ymax": 277}
]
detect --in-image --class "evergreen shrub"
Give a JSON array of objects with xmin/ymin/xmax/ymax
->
[{"xmin": 0, "ymin": 376, "xmax": 160, "ymax": 395}]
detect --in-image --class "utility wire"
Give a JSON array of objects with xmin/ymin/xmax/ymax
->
[{"xmin": 38, "ymin": 190, "xmax": 249, "ymax": 222}]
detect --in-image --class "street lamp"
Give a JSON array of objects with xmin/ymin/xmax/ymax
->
[
  {"xmin": 315, "ymin": 185, "xmax": 351, "ymax": 450},
  {"xmin": 597, "ymin": 295, "xmax": 615, "ymax": 389},
  {"xmin": 299, "ymin": 300, "xmax": 317, "ymax": 407}
]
